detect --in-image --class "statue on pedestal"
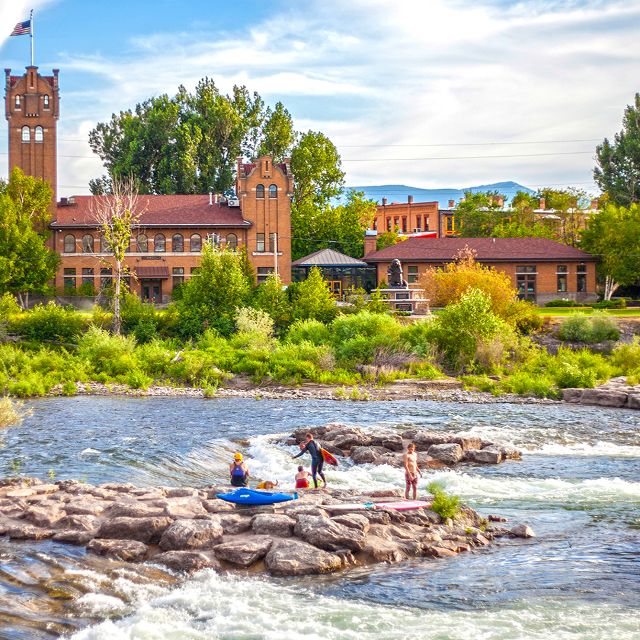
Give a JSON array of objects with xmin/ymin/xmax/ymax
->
[{"xmin": 387, "ymin": 258, "xmax": 408, "ymax": 289}]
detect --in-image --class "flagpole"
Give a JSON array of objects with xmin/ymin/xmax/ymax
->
[{"xmin": 30, "ymin": 10, "xmax": 34, "ymax": 66}]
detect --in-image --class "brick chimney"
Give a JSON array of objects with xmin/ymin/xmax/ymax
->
[
  {"xmin": 448, "ymin": 199, "xmax": 455, "ymax": 208},
  {"xmin": 590, "ymin": 198, "xmax": 599, "ymax": 210},
  {"xmin": 364, "ymin": 230, "xmax": 378, "ymax": 256},
  {"xmin": 408, "ymin": 195, "xmax": 414, "ymax": 204},
  {"xmin": 497, "ymin": 196, "xmax": 504, "ymax": 207},
  {"xmin": 539, "ymin": 197, "xmax": 546, "ymax": 210},
  {"xmin": 382, "ymin": 197, "xmax": 388, "ymax": 206}
]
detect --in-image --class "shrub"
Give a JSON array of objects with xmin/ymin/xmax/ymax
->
[
  {"xmin": 235, "ymin": 307, "xmax": 274, "ymax": 338},
  {"xmin": 126, "ymin": 369, "xmax": 152, "ymax": 390},
  {"xmin": 252, "ymin": 274, "xmax": 291, "ymax": 333},
  {"xmin": 133, "ymin": 317, "xmax": 158, "ymax": 344},
  {"xmin": 120, "ymin": 293, "xmax": 158, "ymax": 339},
  {"xmin": 286, "ymin": 319, "xmax": 332, "ymax": 346},
  {"xmin": 135, "ymin": 339, "xmax": 176, "ymax": 377},
  {"xmin": 545, "ymin": 299, "xmax": 581, "ymax": 307},
  {"xmin": 557, "ymin": 314, "xmax": 593, "ymax": 342},
  {"xmin": 13, "ymin": 303, "xmax": 87, "ymax": 342},
  {"xmin": 331, "ymin": 311, "xmax": 402, "ymax": 344},
  {"xmin": 589, "ymin": 312, "xmax": 620, "ymax": 342},
  {"xmin": 289, "ymin": 267, "xmax": 337, "ymax": 324},
  {"xmin": 0, "ymin": 294, "xmax": 20, "ymax": 320},
  {"xmin": 77, "ymin": 327, "xmax": 137, "ymax": 377},
  {"xmin": 167, "ymin": 349, "xmax": 229, "ymax": 386},
  {"xmin": 90, "ymin": 305, "xmax": 113, "ymax": 330},
  {"xmin": 61, "ymin": 380, "xmax": 77, "ymax": 396},
  {"xmin": 610, "ymin": 338, "xmax": 640, "ymax": 379},
  {"xmin": 0, "ymin": 396, "xmax": 26, "ymax": 428},
  {"xmin": 427, "ymin": 482, "xmax": 460, "ymax": 520},
  {"xmin": 503, "ymin": 299, "xmax": 544, "ymax": 334}
]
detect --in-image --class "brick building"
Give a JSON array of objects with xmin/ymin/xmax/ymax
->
[
  {"xmin": 5, "ymin": 66, "xmax": 294, "ymax": 300},
  {"xmin": 373, "ymin": 196, "xmax": 439, "ymax": 237},
  {"xmin": 364, "ymin": 237, "xmax": 598, "ymax": 304}
]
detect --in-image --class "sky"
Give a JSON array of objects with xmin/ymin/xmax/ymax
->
[{"xmin": 1, "ymin": 0, "xmax": 639, "ymax": 197}]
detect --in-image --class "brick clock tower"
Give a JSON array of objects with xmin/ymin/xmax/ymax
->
[{"xmin": 4, "ymin": 66, "xmax": 59, "ymax": 202}]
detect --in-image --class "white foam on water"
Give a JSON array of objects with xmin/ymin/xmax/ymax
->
[
  {"xmin": 525, "ymin": 441, "xmax": 640, "ymax": 457},
  {"xmin": 67, "ymin": 570, "xmax": 640, "ymax": 640},
  {"xmin": 75, "ymin": 593, "xmax": 126, "ymax": 616},
  {"xmin": 79, "ymin": 448, "xmax": 102, "ymax": 457}
]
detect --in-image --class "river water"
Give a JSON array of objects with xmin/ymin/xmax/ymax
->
[{"xmin": 0, "ymin": 397, "xmax": 638, "ymax": 639}]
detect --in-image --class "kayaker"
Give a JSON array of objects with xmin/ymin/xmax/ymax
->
[
  {"xmin": 292, "ymin": 433, "xmax": 326, "ymax": 489},
  {"xmin": 230, "ymin": 452, "xmax": 250, "ymax": 487},
  {"xmin": 295, "ymin": 466, "xmax": 310, "ymax": 489},
  {"xmin": 403, "ymin": 443, "xmax": 421, "ymax": 499}
]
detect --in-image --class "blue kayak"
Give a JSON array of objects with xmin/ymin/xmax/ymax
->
[{"xmin": 216, "ymin": 488, "xmax": 298, "ymax": 506}]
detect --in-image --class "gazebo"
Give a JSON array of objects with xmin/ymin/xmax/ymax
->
[{"xmin": 291, "ymin": 248, "xmax": 378, "ymax": 297}]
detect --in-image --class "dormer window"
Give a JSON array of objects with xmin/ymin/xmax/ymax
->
[
  {"xmin": 43, "ymin": 95, "xmax": 50, "ymax": 109},
  {"xmin": 15, "ymin": 95, "xmax": 21, "ymax": 109},
  {"xmin": 21, "ymin": 126, "xmax": 30, "ymax": 142},
  {"xmin": 35, "ymin": 126, "xmax": 43, "ymax": 143}
]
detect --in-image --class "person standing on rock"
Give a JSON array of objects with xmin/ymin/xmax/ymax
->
[
  {"xmin": 230, "ymin": 453, "xmax": 250, "ymax": 487},
  {"xmin": 292, "ymin": 433, "xmax": 326, "ymax": 489},
  {"xmin": 403, "ymin": 443, "xmax": 421, "ymax": 499}
]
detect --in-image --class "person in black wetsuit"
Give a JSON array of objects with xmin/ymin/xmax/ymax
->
[{"xmin": 292, "ymin": 432, "xmax": 326, "ymax": 489}]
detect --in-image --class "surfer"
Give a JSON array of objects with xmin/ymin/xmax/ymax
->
[
  {"xmin": 295, "ymin": 466, "xmax": 310, "ymax": 489},
  {"xmin": 403, "ymin": 443, "xmax": 422, "ymax": 499},
  {"xmin": 292, "ymin": 433, "xmax": 326, "ymax": 489},
  {"xmin": 230, "ymin": 452, "xmax": 250, "ymax": 487}
]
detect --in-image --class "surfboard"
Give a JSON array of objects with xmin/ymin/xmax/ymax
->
[
  {"xmin": 320, "ymin": 447, "xmax": 338, "ymax": 466},
  {"xmin": 322, "ymin": 502, "xmax": 376, "ymax": 512},
  {"xmin": 216, "ymin": 488, "xmax": 298, "ymax": 506},
  {"xmin": 374, "ymin": 500, "xmax": 432, "ymax": 511}
]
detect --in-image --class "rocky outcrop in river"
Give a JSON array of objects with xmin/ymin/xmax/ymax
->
[
  {"xmin": 283, "ymin": 423, "xmax": 522, "ymax": 467},
  {"xmin": 0, "ymin": 478, "xmax": 533, "ymax": 577},
  {"xmin": 563, "ymin": 377, "xmax": 640, "ymax": 410}
]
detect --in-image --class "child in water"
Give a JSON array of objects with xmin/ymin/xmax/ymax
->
[{"xmin": 295, "ymin": 466, "xmax": 310, "ymax": 489}]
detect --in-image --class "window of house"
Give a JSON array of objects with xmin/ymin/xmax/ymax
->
[
  {"xmin": 154, "ymin": 233, "xmax": 166, "ymax": 253},
  {"xmin": 100, "ymin": 235, "xmax": 110, "ymax": 253},
  {"xmin": 172, "ymin": 233, "xmax": 183, "ymax": 252},
  {"xmin": 257, "ymin": 267, "xmax": 274, "ymax": 284},
  {"xmin": 386, "ymin": 217, "xmax": 392, "ymax": 232},
  {"xmin": 34, "ymin": 126, "xmax": 43, "ymax": 143},
  {"xmin": 100, "ymin": 268, "xmax": 112, "ymax": 290},
  {"xmin": 256, "ymin": 184, "xmax": 265, "ymax": 199},
  {"xmin": 63, "ymin": 268, "xmax": 76, "ymax": 290},
  {"xmin": 424, "ymin": 216, "xmax": 430, "ymax": 230},
  {"xmin": 577, "ymin": 263, "xmax": 587, "ymax": 293},
  {"xmin": 172, "ymin": 267, "xmax": 184, "ymax": 287},
  {"xmin": 190, "ymin": 233, "xmax": 201, "ymax": 252},
  {"xmin": 556, "ymin": 265, "xmax": 568, "ymax": 293},
  {"xmin": 81, "ymin": 267, "xmax": 94, "ymax": 287},
  {"xmin": 515, "ymin": 265, "xmax": 537, "ymax": 274},
  {"xmin": 269, "ymin": 233, "xmax": 276, "ymax": 253},
  {"xmin": 137, "ymin": 234, "xmax": 148, "ymax": 252},
  {"xmin": 21, "ymin": 126, "xmax": 30, "ymax": 142},
  {"xmin": 446, "ymin": 216, "xmax": 453, "ymax": 232},
  {"xmin": 516, "ymin": 266, "xmax": 537, "ymax": 301},
  {"xmin": 407, "ymin": 265, "xmax": 419, "ymax": 284},
  {"xmin": 393, "ymin": 216, "xmax": 400, "ymax": 230},
  {"xmin": 269, "ymin": 184, "xmax": 277, "ymax": 199},
  {"xmin": 401, "ymin": 217, "xmax": 407, "ymax": 233},
  {"xmin": 256, "ymin": 233, "xmax": 265, "ymax": 252},
  {"xmin": 415, "ymin": 216, "xmax": 421, "ymax": 231},
  {"xmin": 15, "ymin": 95, "xmax": 21, "ymax": 109},
  {"xmin": 43, "ymin": 95, "xmax": 49, "ymax": 109},
  {"xmin": 81, "ymin": 234, "xmax": 94, "ymax": 253},
  {"xmin": 226, "ymin": 233, "xmax": 238, "ymax": 250},
  {"xmin": 63, "ymin": 234, "xmax": 75, "ymax": 253}
]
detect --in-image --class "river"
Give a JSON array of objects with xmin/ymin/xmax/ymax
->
[{"xmin": 0, "ymin": 397, "xmax": 638, "ymax": 639}]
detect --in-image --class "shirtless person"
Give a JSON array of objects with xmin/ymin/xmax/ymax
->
[{"xmin": 403, "ymin": 443, "xmax": 421, "ymax": 499}]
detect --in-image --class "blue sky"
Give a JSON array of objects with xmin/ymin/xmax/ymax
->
[{"xmin": 1, "ymin": 0, "xmax": 639, "ymax": 197}]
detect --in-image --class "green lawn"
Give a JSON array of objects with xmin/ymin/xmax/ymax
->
[{"xmin": 535, "ymin": 307, "xmax": 640, "ymax": 317}]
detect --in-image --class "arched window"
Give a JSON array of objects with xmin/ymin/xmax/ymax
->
[
  {"xmin": 81, "ymin": 234, "xmax": 94, "ymax": 253},
  {"xmin": 137, "ymin": 234, "xmax": 148, "ymax": 252},
  {"xmin": 226, "ymin": 233, "xmax": 238, "ymax": 250},
  {"xmin": 256, "ymin": 184, "xmax": 265, "ymax": 199},
  {"xmin": 35, "ymin": 126, "xmax": 43, "ymax": 143},
  {"xmin": 21, "ymin": 126, "xmax": 30, "ymax": 142},
  {"xmin": 63, "ymin": 234, "xmax": 75, "ymax": 253},
  {"xmin": 172, "ymin": 233, "xmax": 184, "ymax": 252},
  {"xmin": 269, "ymin": 184, "xmax": 277, "ymax": 199},
  {"xmin": 100, "ymin": 235, "xmax": 110, "ymax": 253},
  {"xmin": 15, "ymin": 95, "xmax": 21, "ymax": 109},
  {"xmin": 43, "ymin": 95, "xmax": 50, "ymax": 109},
  {"xmin": 190, "ymin": 233, "xmax": 202, "ymax": 252},
  {"xmin": 154, "ymin": 233, "xmax": 166, "ymax": 253}
]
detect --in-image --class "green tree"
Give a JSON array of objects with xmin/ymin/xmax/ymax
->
[
  {"xmin": 252, "ymin": 273, "xmax": 292, "ymax": 333},
  {"xmin": 176, "ymin": 243, "xmax": 252, "ymax": 337},
  {"xmin": 594, "ymin": 93, "xmax": 640, "ymax": 207},
  {"xmin": 376, "ymin": 230, "xmax": 401, "ymax": 251},
  {"xmin": 290, "ymin": 267, "xmax": 337, "ymax": 324},
  {"xmin": 256, "ymin": 102, "xmax": 295, "ymax": 161},
  {"xmin": 454, "ymin": 191, "xmax": 506, "ymax": 237},
  {"xmin": 0, "ymin": 168, "xmax": 59, "ymax": 307},
  {"xmin": 581, "ymin": 203, "xmax": 640, "ymax": 299},
  {"xmin": 537, "ymin": 187, "xmax": 589, "ymax": 247}
]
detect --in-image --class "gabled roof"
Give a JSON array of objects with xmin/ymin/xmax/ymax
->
[
  {"xmin": 292, "ymin": 248, "xmax": 369, "ymax": 267},
  {"xmin": 364, "ymin": 237, "xmax": 595, "ymax": 262},
  {"xmin": 51, "ymin": 195, "xmax": 251, "ymax": 229}
]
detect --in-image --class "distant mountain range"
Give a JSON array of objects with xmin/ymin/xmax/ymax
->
[{"xmin": 348, "ymin": 181, "xmax": 534, "ymax": 208}]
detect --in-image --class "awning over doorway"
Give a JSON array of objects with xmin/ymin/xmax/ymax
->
[{"xmin": 135, "ymin": 266, "xmax": 170, "ymax": 279}]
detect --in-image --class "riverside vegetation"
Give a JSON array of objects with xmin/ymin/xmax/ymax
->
[{"xmin": 0, "ymin": 247, "xmax": 638, "ymax": 402}]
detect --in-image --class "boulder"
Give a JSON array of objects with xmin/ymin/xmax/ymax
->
[
  {"xmin": 97, "ymin": 516, "xmax": 174, "ymax": 544},
  {"xmin": 214, "ymin": 535, "xmax": 273, "ymax": 566},
  {"xmin": 364, "ymin": 511, "xmax": 391, "ymax": 525},
  {"xmin": 282, "ymin": 505, "xmax": 329, "ymax": 519},
  {"xmin": 330, "ymin": 431, "xmax": 372, "ymax": 450},
  {"xmin": 500, "ymin": 445, "xmax": 522, "ymax": 461},
  {"xmin": 627, "ymin": 394, "xmax": 640, "ymax": 410},
  {"xmin": 87, "ymin": 538, "xmax": 148, "ymax": 562},
  {"xmin": 105, "ymin": 502, "xmax": 165, "ymax": 518},
  {"xmin": 218, "ymin": 513, "xmax": 253, "ymax": 535},
  {"xmin": 159, "ymin": 518, "xmax": 223, "ymax": 551},
  {"xmin": 451, "ymin": 435, "xmax": 483, "ymax": 451},
  {"xmin": 100, "ymin": 482, "xmax": 136, "ymax": 493},
  {"xmin": 52, "ymin": 530, "xmax": 96, "ymax": 545},
  {"xmin": 7, "ymin": 524, "xmax": 54, "ymax": 540},
  {"xmin": 371, "ymin": 433, "xmax": 404, "ymax": 452},
  {"xmin": 251, "ymin": 513, "xmax": 295, "ymax": 537},
  {"xmin": 57, "ymin": 514, "xmax": 99, "ymax": 531},
  {"xmin": 64, "ymin": 500, "xmax": 106, "ymax": 517},
  {"xmin": 294, "ymin": 515, "xmax": 366, "ymax": 552},
  {"xmin": 350, "ymin": 446, "xmax": 388, "ymax": 464},
  {"xmin": 412, "ymin": 431, "xmax": 453, "ymax": 451},
  {"xmin": 165, "ymin": 487, "xmax": 199, "ymax": 498},
  {"xmin": 331, "ymin": 513, "xmax": 370, "ymax": 533},
  {"xmin": 363, "ymin": 535, "xmax": 407, "ymax": 563},
  {"xmin": 580, "ymin": 388, "xmax": 628, "ymax": 408},
  {"xmin": 152, "ymin": 550, "xmax": 220, "ymax": 572},
  {"xmin": 465, "ymin": 447, "xmax": 503, "ymax": 464},
  {"xmin": 162, "ymin": 498, "xmax": 208, "ymax": 519},
  {"xmin": 202, "ymin": 499, "xmax": 236, "ymax": 513},
  {"xmin": 427, "ymin": 443, "xmax": 463, "ymax": 465},
  {"xmin": 562, "ymin": 388, "xmax": 583, "ymax": 403},
  {"xmin": 509, "ymin": 524, "xmax": 536, "ymax": 538},
  {"xmin": 24, "ymin": 504, "xmax": 65, "ymax": 528},
  {"xmin": 264, "ymin": 539, "xmax": 343, "ymax": 576}
]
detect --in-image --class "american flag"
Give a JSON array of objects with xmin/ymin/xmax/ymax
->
[{"xmin": 10, "ymin": 20, "xmax": 31, "ymax": 37}]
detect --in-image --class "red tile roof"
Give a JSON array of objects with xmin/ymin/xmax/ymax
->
[
  {"xmin": 239, "ymin": 162, "xmax": 289, "ymax": 177},
  {"xmin": 364, "ymin": 237, "xmax": 595, "ymax": 262},
  {"xmin": 51, "ymin": 195, "xmax": 251, "ymax": 228}
]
